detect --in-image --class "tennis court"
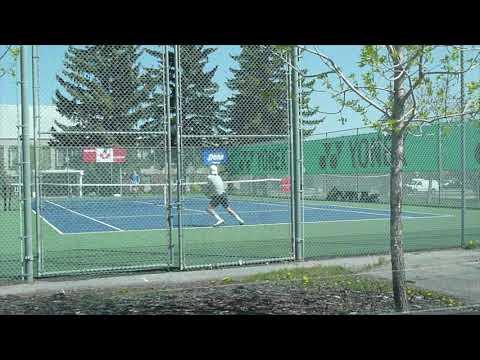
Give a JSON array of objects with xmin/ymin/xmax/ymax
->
[
  {"xmin": 35, "ymin": 190, "xmax": 449, "ymax": 235},
  {"xmin": 1, "ymin": 180, "xmax": 474, "ymax": 278}
]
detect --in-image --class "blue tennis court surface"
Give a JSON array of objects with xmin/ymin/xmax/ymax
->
[{"xmin": 33, "ymin": 196, "xmax": 449, "ymax": 235}]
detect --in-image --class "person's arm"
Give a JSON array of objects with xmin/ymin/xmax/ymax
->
[{"xmin": 203, "ymin": 177, "xmax": 214, "ymax": 198}]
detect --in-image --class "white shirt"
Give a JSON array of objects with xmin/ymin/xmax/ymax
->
[{"xmin": 207, "ymin": 174, "xmax": 225, "ymax": 196}]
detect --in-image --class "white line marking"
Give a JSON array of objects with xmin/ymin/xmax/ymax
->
[
  {"xmin": 303, "ymin": 205, "xmax": 390, "ymax": 217},
  {"xmin": 132, "ymin": 200, "xmax": 165, "ymax": 207},
  {"xmin": 60, "ymin": 214, "xmax": 453, "ymax": 235},
  {"xmin": 96, "ymin": 209, "xmax": 290, "ymax": 219},
  {"xmin": 165, "ymin": 195, "xmax": 450, "ymax": 217},
  {"xmin": 44, "ymin": 200, "xmax": 124, "ymax": 232},
  {"xmin": 183, "ymin": 207, "xmax": 207, "ymax": 214},
  {"xmin": 307, "ymin": 203, "xmax": 445, "ymax": 216},
  {"xmin": 32, "ymin": 209, "xmax": 64, "ymax": 235}
]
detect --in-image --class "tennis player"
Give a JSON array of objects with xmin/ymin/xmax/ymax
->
[
  {"xmin": 206, "ymin": 165, "xmax": 244, "ymax": 227},
  {"xmin": 130, "ymin": 171, "xmax": 140, "ymax": 193}
]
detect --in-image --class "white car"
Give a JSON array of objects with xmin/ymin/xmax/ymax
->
[{"xmin": 405, "ymin": 178, "xmax": 439, "ymax": 192}]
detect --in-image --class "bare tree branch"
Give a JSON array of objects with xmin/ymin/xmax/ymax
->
[
  {"xmin": 411, "ymin": 111, "xmax": 479, "ymax": 123},
  {"xmin": 0, "ymin": 45, "xmax": 12, "ymax": 63},
  {"xmin": 298, "ymin": 45, "xmax": 390, "ymax": 117}
]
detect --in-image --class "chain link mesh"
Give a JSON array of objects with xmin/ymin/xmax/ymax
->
[
  {"xmin": 301, "ymin": 118, "xmax": 480, "ymax": 259},
  {"xmin": 0, "ymin": 45, "xmax": 478, "ymax": 280},
  {"xmin": 0, "ymin": 51, "xmax": 22, "ymax": 280},
  {"xmin": 34, "ymin": 45, "xmax": 172, "ymax": 276},
  {"xmin": 177, "ymin": 45, "xmax": 294, "ymax": 269}
]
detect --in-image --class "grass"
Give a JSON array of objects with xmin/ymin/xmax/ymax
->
[
  {"xmin": 237, "ymin": 265, "xmax": 464, "ymax": 308},
  {"xmin": 0, "ymin": 200, "xmax": 479, "ymax": 278}
]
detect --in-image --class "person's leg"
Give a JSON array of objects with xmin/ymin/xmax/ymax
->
[
  {"xmin": 207, "ymin": 202, "xmax": 224, "ymax": 226},
  {"xmin": 221, "ymin": 196, "xmax": 244, "ymax": 224},
  {"xmin": 226, "ymin": 207, "xmax": 244, "ymax": 224}
]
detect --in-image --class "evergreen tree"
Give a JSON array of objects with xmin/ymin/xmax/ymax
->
[
  {"xmin": 225, "ymin": 45, "xmax": 321, "ymax": 139},
  {"xmin": 144, "ymin": 46, "xmax": 225, "ymax": 147},
  {"xmin": 51, "ymin": 45, "xmax": 155, "ymax": 147}
]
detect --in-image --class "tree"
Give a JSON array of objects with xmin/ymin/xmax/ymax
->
[
  {"xmin": 51, "ymin": 45, "xmax": 156, "ymax": 147},
  {"xmin": 277, "ymin": 45, "xmax": 480, "ymax": 312},
  {"xmin": 144, "ymin": 45, "xmax": 225, "ymax": 147},
  {"xmin": 0, "ymin": 46, "xmax": 19, "ymax": 79},
  {"xmin": 226, "ymin": 45, "xmax": 321, "ymax": 140}
]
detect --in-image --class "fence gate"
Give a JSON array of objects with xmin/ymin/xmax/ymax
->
[
  {"xmin": 34, "ymin": 45, "xmax": 174, "ymax": 276},
  {"xmin": 173, "ymin": 45, "xmax": 295, "ymax": 270}
]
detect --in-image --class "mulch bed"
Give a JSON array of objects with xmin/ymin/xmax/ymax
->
[{"xmin": 1, "ymin": 279, "xmax": 476, "ymax": 315}]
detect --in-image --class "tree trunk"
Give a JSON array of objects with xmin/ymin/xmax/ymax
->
[
  {"xmin": 390, "ymin": 130, "xmax": 409, "ymax": 312},
  {"xmin": 390, "ymin": 45, "xmax": 409, "ymax": 312}
]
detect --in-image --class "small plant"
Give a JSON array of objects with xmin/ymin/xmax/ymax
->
[
  {"xmin": 464, "ymin": 240, "xmax": 479, "ymax": 250},
  {"xmin": 221, "ymin": 277, "xmax": 233, "ymax": 284}
]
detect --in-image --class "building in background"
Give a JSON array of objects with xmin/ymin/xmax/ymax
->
[{"xmin": 0, "ymin": 104, "xmax": 64, "ymax": 178}]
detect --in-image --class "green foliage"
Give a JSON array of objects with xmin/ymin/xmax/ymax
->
[
  {"xmin": 51, "ymin": 45, "xmax": 155, "ymax": 147},
  {"xmin": 144, "ymin": 46, "xmax": 224, "ymax": 145},
  {"xmin": 463, "ymin": 240, "xmax": 478, "ymax": 250},
  {"xmin": 0, "ymin": 46, "xmax": 20, "ymax": 78},
  {"xmin": 226, "ymin": 46, "xmax": 321, "ymax": 139}
]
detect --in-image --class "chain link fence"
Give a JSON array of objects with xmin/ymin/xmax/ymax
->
[
  {"xmin": 0, "ymin": 45, "xmax": 478, "ymax": 282},
  {"xmin": 0, "ymin": 50, "xmax": 23, "ymax": 280},
  {"xmin": 32, "ymin": 45, "xmax": 172, "ymax": 276},
  {"xmin": 176, "ymin": 45, "xmax": 294, "ymax": 269},
  {"xmin": 301, "ymin": 119, "xmax": 480, "ymax": 259}
]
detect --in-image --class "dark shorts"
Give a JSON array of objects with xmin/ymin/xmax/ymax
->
[{"xmin": 209, "ymin": 193, "xmax": 229, "ymax": 208}]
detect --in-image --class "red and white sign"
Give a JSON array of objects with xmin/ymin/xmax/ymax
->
[
  {"xmin": 280, "ymin": 177, "xmax": 291, "ymax": 193},
  {"xmin": 82, "ymin": 148, "xmax": 127, "ymax": 163}
]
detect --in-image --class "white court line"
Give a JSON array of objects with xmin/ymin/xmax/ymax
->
[
  {"xmin": 183, "ymin": 207, "xmax": 207, "ymax": 214},
  {"xmin": 32, "ymin": 209, "xmax": 64, "ymax": 235},
  {"xmin": 303, "ymin": 205, "xmax": 390, "ymax": 217},
  {"xmin": 44, "ymin": 200, "xmax": 124, "ymax": 232},
  {"xmin": 245, "ymin": 199, "xmax": 390, "ymax": 217},
  {"xmin": 132, "ymin": 200, "xmax": 165, "ymax": 207},
  {"xmin": 240, "ymin": 198, "xmax": 445, "ymax": 218},
  {"xmin": 178, "ymin": 195, "xmax": 448, "ymax": 217},
  {"xmin": 96, "ymin": 209, "xmax": 290, "ymax": 219},
  {"xmin": 60, "ymin": 214, "xmax": 454, "ymax": 236},
  {"xmin": 305, "ymin": 202, "xmax": 446, "ymax": 217}
]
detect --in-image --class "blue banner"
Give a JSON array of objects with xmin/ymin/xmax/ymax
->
[{"xmin": 202, "ymin": 148, "xmax": 228, "ymax": 165}]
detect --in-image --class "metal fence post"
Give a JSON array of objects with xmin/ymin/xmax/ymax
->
[
  {"xmin": 460, "ymin": 49, "xmax": 466, "ymax": 247},
  {"xmin": 286, "ymin": 53, "xmax": 295, "ymax": 256},
  {"xmin": 164, "ymin": 46, "xmax": 174, "ymax": 265},
  {"xmin": 31, "ymin": 45, "xmax": 42, "ymax": 275},
  {"xmin": 173, "ymin": 45, "xmax": 184, "ymax": 270},
  {"xmin": 356, "ymin": 128, "xmax": 359, "ymax": 196},
  {"xmin": 290, "ymin": 46, "xmax": 303, "ymax": 261},
  {"xmin": 20, "ymin": 45, "xmax": 33, "ymax": 282},
  {"xmin": 437, "ymin": 120, "xmax": 442, "ymax": 205}
]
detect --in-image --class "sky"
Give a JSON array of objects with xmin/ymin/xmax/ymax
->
[{"xmin": 1, "ymin": 45, "xmax": 478, "ymax": 137}]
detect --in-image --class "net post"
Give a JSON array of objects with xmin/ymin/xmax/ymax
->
[
  {"xmin": 20, "ymin": 45, "xmax": 34, "ymax": 283},
  {"xmin": 79, "ymin": 171, "xmax": 83, "ymax": 197},
  {"xmin": 290, "ymin": 46, "xmax": 303, "ymax": 261}
]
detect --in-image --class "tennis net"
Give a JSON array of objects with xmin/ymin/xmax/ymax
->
[{"xmin": 34, "ymin": 178, "xmax": 285, "ymax": 207}]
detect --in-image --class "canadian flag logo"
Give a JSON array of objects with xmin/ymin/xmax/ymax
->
[
  {"xmin": 96, "ymin": 148, "xmax": 113, "ymax": 162},
  {"xmin": 82, "ymin": 148, "xmax": 127, "ymax": 163}
]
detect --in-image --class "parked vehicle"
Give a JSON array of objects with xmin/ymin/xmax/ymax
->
[{"xmin": 405, "ymin": 178, "xmax": 439, "ymax": 192}]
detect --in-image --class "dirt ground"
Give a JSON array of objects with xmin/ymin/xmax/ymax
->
[{"xmin": 1, "ymin": 277, "xmax": 477, "ymax": 315}]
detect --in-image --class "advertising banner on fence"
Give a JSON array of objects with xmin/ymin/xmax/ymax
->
[
  {"xmin": 202, "ymin": 148, "xmax": 228, "ymax": 165},
  {"xmin": 82, "ymin": 148, "xmax": 127, "ymax": 163}
]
